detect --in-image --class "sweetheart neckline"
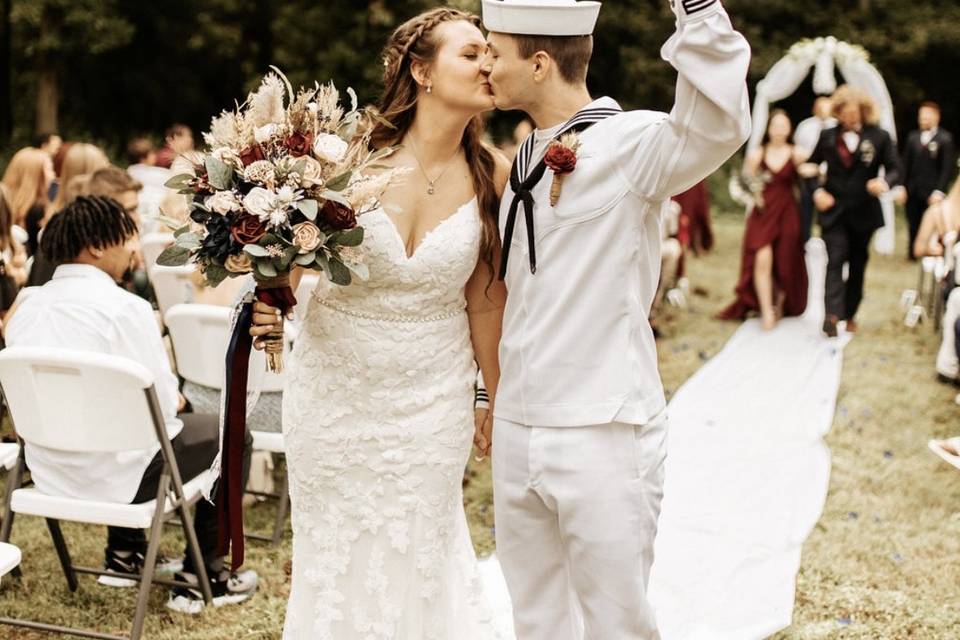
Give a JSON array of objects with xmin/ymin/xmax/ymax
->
[{"xmin": 376, "ymin": 197, "xmax": 478, "ymax": 261}]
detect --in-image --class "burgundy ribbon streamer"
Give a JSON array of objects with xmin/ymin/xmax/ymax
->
[{"xmin": 217, "ymin": 284, "xmax": 296, "ymax": 570}]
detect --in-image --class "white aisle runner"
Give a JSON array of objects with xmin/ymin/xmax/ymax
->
[{"xmin": 648, "ymin": 239, "xmax": 849, "ymax": 639}]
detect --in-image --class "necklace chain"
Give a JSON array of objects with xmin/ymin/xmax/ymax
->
[{"xmin": 408, "ymin": 136, "xmax": 459, "ymax": 196}]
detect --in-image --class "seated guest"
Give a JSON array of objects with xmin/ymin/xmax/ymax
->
[
  {"xmin": 914, "ymin": 178, "xmax": 960, "ymax": 260},
  {"xmin": 651, "ymin": 201, "xmax": 684, "ymax": 336},
  {"xmin": 126, "ymin": 137, "xmax": 173, "ymax": 231},
  {"xmin": 0, "ymin": 186, "xmax": 28, "ymax": 317},
  {"xmin": 4, "ymin": 196, "xmax": 257, "ymax": 612}
]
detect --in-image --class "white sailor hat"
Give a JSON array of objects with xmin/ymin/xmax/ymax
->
[{"xmin": 482, "ymin": 0, "xmax": 602, "ymax": 37}]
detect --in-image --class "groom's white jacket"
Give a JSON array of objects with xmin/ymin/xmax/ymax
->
[{"xmin": 495, "ymin": 0, "xmax": 751, "ymax": 427}]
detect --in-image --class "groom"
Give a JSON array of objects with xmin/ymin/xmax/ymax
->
[{"xmin": 480, "ymin": 0, "xmax": 750, "ymax": 637}]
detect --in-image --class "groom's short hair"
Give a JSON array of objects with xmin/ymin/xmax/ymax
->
[{"xmin": 514, "ymin": 34, "xmax": 593, "ymax": 85}]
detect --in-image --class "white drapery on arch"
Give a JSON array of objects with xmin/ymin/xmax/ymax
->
[{"xmin": 748, "ymin": 37, "xmax": 898, "ymax": 254}]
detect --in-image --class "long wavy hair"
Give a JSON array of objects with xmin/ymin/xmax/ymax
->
[
  {"xmin": 1, "ymin": 147, "xmax": 50, "ymax": 226},
  {"xmin": 371, "ymin": 8, "xmax": 500, "ymax": 277},
  {"xmin": 831, "ymin": 85, "xmax": 880, "ymax": 126},
  {"xmin": 53, "ymin": 143, "xmax": 109, "ymax": 211}
]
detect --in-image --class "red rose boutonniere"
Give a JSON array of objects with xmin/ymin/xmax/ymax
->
[{"xmin": 544, "ymin": 132, "xmax": 582, "ymax": 207}]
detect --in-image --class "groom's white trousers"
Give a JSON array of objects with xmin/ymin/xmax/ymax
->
[{"xmin": 492, "ymin": 413, "xmax": 668, "ymax": 640}]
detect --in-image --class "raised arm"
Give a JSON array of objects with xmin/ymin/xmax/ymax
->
[{"xmin": 626, "ymin": 0, "xmax": 752, "ymax": 201}]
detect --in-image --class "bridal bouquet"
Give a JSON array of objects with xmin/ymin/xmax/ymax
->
[{"xmin": 158, "ymin": 67, "xmax": 401, "ymax": 371}]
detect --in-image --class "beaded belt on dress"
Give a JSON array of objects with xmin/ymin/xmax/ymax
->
[{"xmin": 314, "ymin": 294, "xmax": 466, "ymax": 323}]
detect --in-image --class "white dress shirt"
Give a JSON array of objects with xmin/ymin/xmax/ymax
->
[
  {"xmin": 921, "ymin": 127, "xmax": 938, "ymax": 147},
  {"xmin": 5, "ymin": 264, "xmax": 182, "ymax": 503},
  {"xmin": 495, "ymin": 1, "xmax": 751, "ymax": 427},
  {"xmin": 842, "ymin": 130, "xmax": 860, "ymax": 154}
]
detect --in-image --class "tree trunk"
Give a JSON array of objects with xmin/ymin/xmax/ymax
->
[
  {"xmin": 0, "ymin": 0, "xmax": 11, "ymax": 144},
  {"xmin": 34, "ymin": 2, "xmax": 59, "ymax": 135}
]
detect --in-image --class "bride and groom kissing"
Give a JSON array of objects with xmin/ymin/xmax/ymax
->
[{"xmin": 249, "ymin": 0, "xmax": 750, "ymax": 638}]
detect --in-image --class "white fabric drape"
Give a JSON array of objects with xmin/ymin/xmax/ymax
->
[{"xmin": 648, "ymin": 240, "xmax": 849, "ymax": 639}]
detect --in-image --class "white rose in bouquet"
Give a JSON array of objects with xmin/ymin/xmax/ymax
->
[
  {"xmin": 313, "ymin": 133, "xmax": 349, "ymax": 164},
  {"xmin": 299, "ymin": 156, "xmax": 325, "ymax": 187},
  {"xmin": 243, "ymin": 187, "xmax": 276, "ymax": 221},
  {"xmin": 205, "ymin": 190, "xmax": 241, "ymax": 215}
]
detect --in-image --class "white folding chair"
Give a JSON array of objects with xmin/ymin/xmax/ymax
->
[
  {"xmin": 141, "ymin": 232, "xmax": 174, "ymax": 275},
  {"xmin": 151, "ymin": 265, "xmax": 195, "ymax": 319},
  {"xmin": 164, "ymin": 304, "xmax": 289, "ymax": 545},
  {"xmin": 0, "ymin": 541, "xmax": 20, "ymax": 588},
  {"xmin": 0, "ymin": 347, "xmax": 213, "ymax": 640}
]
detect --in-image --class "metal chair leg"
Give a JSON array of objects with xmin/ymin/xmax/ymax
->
[
  {"xmin": 173, "ymin": 482, "xmax": 213, "ymax": 605},
  {"xmin": 129, "ymin": 473, "xmax": 170, "ymax": 640},
  {"xmin": 45, "ymin": 518, "xmax": 79, "ymax": 592}
]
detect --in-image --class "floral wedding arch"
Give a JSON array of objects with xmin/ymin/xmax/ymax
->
[{"xmin": 747, "ymin": 37, "xmax": 899, "ymax": 254}]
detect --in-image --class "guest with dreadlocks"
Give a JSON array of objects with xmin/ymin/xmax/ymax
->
[{"xmin": 3, "ymin": 196, "xmax": 259, "ymax": 613}]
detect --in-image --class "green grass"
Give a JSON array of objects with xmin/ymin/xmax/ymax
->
[{"xmin": 2, "ymin": 212, "xmax": 957, "ymax": 638}]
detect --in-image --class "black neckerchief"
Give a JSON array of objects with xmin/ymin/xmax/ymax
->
[{"xmin": 500, "ymin": 105, "xmax": 622, "ymax": 279}]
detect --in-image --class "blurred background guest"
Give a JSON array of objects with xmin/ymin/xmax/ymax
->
[
  {"xmin": 50, "ymin": 143, "xmax": 110, "ymax": 216},
  {"xmin": 794, "ymin": 97, "xmax": 836, "ymax": 242},
  {"xmin": 672, "ymin": 179, "xmax": 714, "ymax": 256},
  {"xmin": 718, "ymin": 110, "xmax": 808, "ymax": 330},
  {"xmin": 126, "ymin": 136, "xmax": 173, "ymax": 231},
  {"xmin": 807, "ymin": 86, "xmax": 902, "ymax": 337},
  {"xmin": 155, "ymin": 123, "xmax": 195, "ymax": 169},
  {"xmin": 0, "ymin": 185, "xmax": 28, "ymax": 318},
  {"xmin": 903, "ymin": 101, "xmax": 956, "ymax": 260},
  {"xmin": 1, "ymin": 147, "xmax": 55, "ymax": 258}
]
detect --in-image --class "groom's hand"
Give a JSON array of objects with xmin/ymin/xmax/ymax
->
[
  {"xmin": 250, "ymin": 301, "xmax": 284, "ymax": 350},
  {"xmin": 473, "ymin": 409, "xmax": 492, "ymax": 461}
]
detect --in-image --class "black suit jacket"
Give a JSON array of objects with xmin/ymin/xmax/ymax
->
[
  {"xmin": 902, "ymin": 128, "xmax": 956, "ymax": 199},
  {"xmin": 808, "ymin": 125, "xmax": 902, "ymax": 232}
]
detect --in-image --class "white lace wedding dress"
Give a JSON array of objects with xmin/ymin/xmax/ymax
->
[{"xmin": 281, "ymin": 198, "xmax": 503, "ymax": 639}]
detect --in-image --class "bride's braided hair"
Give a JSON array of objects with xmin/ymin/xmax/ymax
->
[{"xmin": 373, "ymin": 8, "xmax": 502, "ymax": 285}]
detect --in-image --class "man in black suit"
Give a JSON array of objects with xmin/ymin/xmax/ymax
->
[
  {"xmin": 902, "ymin": 101, "xmax": 956, "ymax": 260},
  {"xmin": 808, "ymin": 86, "xmax": 903, "ymax": 337}
]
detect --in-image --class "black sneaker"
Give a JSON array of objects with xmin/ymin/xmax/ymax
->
[
  {"xmin": 166, "ymin": 568, "xmax": 259, "ymax": 614},
  {"xmin": 98, "ymin": 548, "xmax": 184, "ymax": 588}
]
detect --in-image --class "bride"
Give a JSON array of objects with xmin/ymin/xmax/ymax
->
[{"xmin": 250, "ymin": 8, "xmax": 509, "ymax": 639}]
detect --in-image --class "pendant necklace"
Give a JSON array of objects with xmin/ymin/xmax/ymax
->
[{"xmin": 408, "ymin": 136, "xmax": 459, "ymax": 196}]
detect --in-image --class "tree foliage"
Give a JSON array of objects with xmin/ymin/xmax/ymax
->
[{"xmin": 2, "ymin": 0, "xmax": 958, "ymax": 154}]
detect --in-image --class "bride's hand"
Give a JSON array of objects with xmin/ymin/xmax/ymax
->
[
  {"xmin": 250, "ymin": 301, "xmax": 284, "ymax": 350},
  {"xmin": 473, "ymin": 409, "xmax": 492, "ymax": 461}
]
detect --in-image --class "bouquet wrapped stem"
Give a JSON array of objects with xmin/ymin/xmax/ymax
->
[{"xmin": 253, "ymin": 273, "xmax": 296, "ymax": 373}]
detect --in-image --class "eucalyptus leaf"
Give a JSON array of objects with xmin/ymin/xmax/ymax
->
[
  {"xmin": 204, "ymin": 156, "xmax": 234, "ymax": 191},
  {"xmin": 175, "ymin": 232, "xmax": 201, "ymax": 248},
  {"xmin": 164, "ymin": 174, "xmax": 194, "ymax": 190},
  {"xmin": 172, "ymin": 224, "xmax": 191, "ymax": 238},
  {"xmin": 325, "ymin": 171, "xmax": 352, "ymax": 192},
  {"xmin": 297, "ymin": 199, "xmax": 319, "ymax": 221},
  {"xmin": 294, "ymin": 251, "xmax": 317, "ymax": 266},
  {"xmin": 256, "ymin": 260, "xmax": 278, "ymax": 278},
  {"xmin": 244, "ymin": 244, "xmax": 270, "ymax": 257},
  {"xmin": 315, "ymin": 250, "xmax": 331, "ymax": 273},
  {"xmin": 204, "ymin": 263, "xmax": 230, "ymax": 287},
  {"xmin": 335, "ymin": 226, "xmax": 364, "ymax": 247},
  {"xmin": 327, "ymin": 258, "xmax": 352, "ymax": 286},
  {"xmin": 156, "ymin": 244, "xmax": 191, "ymax": 267}
]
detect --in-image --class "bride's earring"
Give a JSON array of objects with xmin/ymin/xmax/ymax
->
[{"xmin": 426, "ymin": 84, "xmax": 432, "ymax": 94}]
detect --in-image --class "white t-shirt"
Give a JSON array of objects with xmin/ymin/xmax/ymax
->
[{"xmin": 6, "ymin": 263, "xmax": 183, "ymax": 503}]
